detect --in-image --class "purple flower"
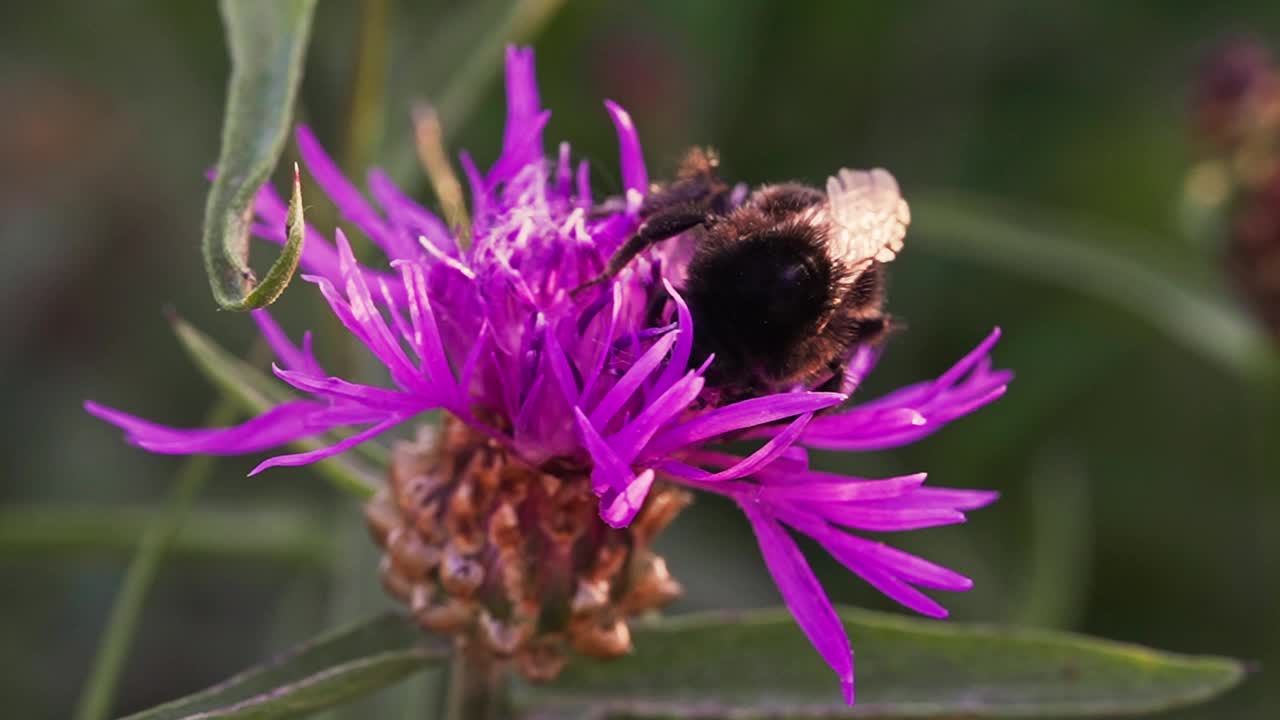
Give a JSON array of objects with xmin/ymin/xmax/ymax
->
[{"xmin": 86, "ymin": 46, "xmax": 1009, "ymax": 704}]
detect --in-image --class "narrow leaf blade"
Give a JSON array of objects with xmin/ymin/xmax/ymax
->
[
  {"xmin": 170, "ymin": 314, "xmax": 292, "ymax": 409},
  {"xmin": 204, "ymin": 0, "xmax": 315, "ymax": 311},
  {"xmin": 121, "ymin": 613, "xmax": 446, "ymax": 720},
  {"xmin": 910, "ymin": 193, "xmax": 1276, "ymax": 382},
  {"xmin": 524, "ymin": 607, "xmax": 1246, "ymax": 718}
]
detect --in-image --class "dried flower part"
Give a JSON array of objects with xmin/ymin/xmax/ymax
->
[
  {"xmin": 1229, "ymin": 170, "xmax": 1280, "ymax": 338},
  {"xmin": 1193, "ymin": 39, "xmax": 1280, "ymax": 189},
  {"xmin": 1194, "ymin": 40, "xmax": 1277, "ymax": 146},
  {"xmin": 366, "ymin": 418, "xmax": 690, "ymax": 679},
  {"xmin": 1187, "ymin": 39, "xmax": 1280, "ymax": 337}
]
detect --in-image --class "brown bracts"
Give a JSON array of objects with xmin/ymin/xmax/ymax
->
[{"xmin": 364, "ymin": 417, "xmax": 690, "ymax": 680}]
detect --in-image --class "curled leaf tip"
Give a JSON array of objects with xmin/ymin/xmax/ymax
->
[{"xmin": 202, "ymin": 0, "xmax": 315, "ymax": 311}]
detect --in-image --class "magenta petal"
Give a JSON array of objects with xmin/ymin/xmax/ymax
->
[
  {"xmin": 686, "ymin": 448, "xmax": 812, "ymax": 480},
  {"xmin": 272, "ymin": 364, "xmax": 423, "ymax": 411},
  {"xmin": 541, "ymin": 315, "xmax": 580, "ymax": 406},
  {"xmin": 296, "ymin": 126, "xmax": 397, "ymax": 257},
  {"xmin": 758, "ymin": 473, "xmax": 927, "ymax": 503},
  {"xmin": 512, "ymin": 375, "xmax": 547, "ymax": 442},
  {"xmin": 856, "ymin": 487, "xmax": 1000, "ymax": 512},
  {"xmin": 573, "ymin": 407, "xmax": 631, "ymax": 493},
  {"xmin": 589, "ymin": 329, "xmax": 678, "ymax": 429},
  {"xmin": 836, "ymin": 552, "xmax": 949, "ymax": 619},
  {"xmin": 501, "ymin": 45, "xmax": 543, "ymax": 164},
  {"xmin": 580, "ymin": 283, "xmax": 622, "ymax": 399},
  {"xmin": 367, "ymin": 167, "xmax": 452, "ymax": 257},
  {"xmin": 328, "ymin": 230, "xmax": 428, "ymax": 394},
  {"xmin": 403, "ymin": 262, "xmax": 463, "ymax": 409},
  {"xmin": 85, "ymin": 400, "xmax": 329, "ymax": 455},
  {"xmin": 600, "ymin": 468, "xmax": 655, "ymax": 528},
  {"xmin": 813, "ymin": 504, "xmax": 968, "ymax": 532},
  {"xmin": 457, "ymin": 320, "xmax": 490, "ymax": 397},
  {"xmin": 800, "ymin": 383, "xmax": 1009, "ymax": 451},
  {"xmin": 820, "ymin": 531, "xmax": 974, "ymax": 592},
  {"xmin": 933, "ymin": 327, "xmax": 1003, "ymax": 395},
  {"xmin": 252, "ymin": 309, "xmax": 323, "ymax": 376},
  {"xmin": 802, "ymin": 384, "xmax": 1009, "ymax": 452},
  {"xmin": 775, "ymin": 508, "xmax": 955, "ymax": 619},
  {"xmin": 740, "ymin": 499, "xmax": 854, "ymax": 705},
  {"xmin": 647, "ymin": 392, "xmax": 846, "ymax": 456},
  {"xmin": 413, "ymin": 235, "xmax": 475, "ymax": 280},
  {"xmin": 609, "ymin": 371, "xmax": 706, "ymax": 463},
  {"xmin": 841, "ymin": 345, "xmax": 880, "ymax": 395},
  {"xmin": 459, "ymin": 151, "xmax": 489, "ymax": 231},
  {"xmin": 488, "ymin": 111, "xmax": 552, "ymax": 187},
  {"xmin": 649, "ymin": 279, "xmax": 693, "ymax": 398},
  {"xmin": 575, "ymin": 159, "xmax": 592, "ymax": 208},
  {"xmin": 664, "ymin": 413, "xmax": 814, "ymax": 483},
  {"xmin": 249, "ymin": 415, "xmax": 403, "ymax": 475},
  {"xmin": 302, "ymin": 402, "xmax": 394, "ymax": 428},
  {"xmin": 604, "ymin": 100, "xmax": 648, "ymax": 195},
  {"xmin": 798, "ymin": 328, "xmax": 1008, "ymax": 450}
]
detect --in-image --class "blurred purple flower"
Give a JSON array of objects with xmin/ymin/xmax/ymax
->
[{"xmin": 86, "ymin": 46, "xmax": 1009, "ymax": 704}]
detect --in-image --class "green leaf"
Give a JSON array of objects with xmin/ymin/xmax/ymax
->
[
  {"xmin": 170, "ymin": 313, "xmax": 292, "ymax": 409},
  {"xmin": 121, "ymin": 613, "xmax": 447, "ymax": 720},
  {"xmin": 204, "ymin": 0, "xmax": 315, "ymax": 311},
  {"xmin": 524, "ymin": 608, "xmax": 1246, "ymax": 718},
  {"xmin": 168, "ymin": 314, "xmax": 385, "ymax": 499},
  {"xmin": 910, "ymin": 193, "xmax": 1277, "ymax": 383}
]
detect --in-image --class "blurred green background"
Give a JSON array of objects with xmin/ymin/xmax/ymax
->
[{"xmin": 1, "ymin": 1, "xmax": 1276, "ymax": 718}]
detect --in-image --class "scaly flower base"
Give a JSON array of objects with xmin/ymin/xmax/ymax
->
[{"xmin": 365, "ymin": 417, "xmax": 689, "ymax": 680}]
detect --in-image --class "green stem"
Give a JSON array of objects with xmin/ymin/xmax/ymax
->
[
  {"xmin": 0, "ymin": 505, "xmax": 331, "ymax": 567},
  {"xmin": 433, "ymin": 0, "xmax": 565, "ymax": 134},
  {"xmin": 1012, "ymin": 448, "xmax": 1092, "ymax": 629},
  {"xmin": 343, "ymin": 0, "xmax": 392, "ymax": 178},
  {"xmin": 442, "ymin": 640, "xmax": 510, "ymax": 720},
  {"xmin": 386, "ymin": 0, "xmax": 567, "ymax": 184},
  {"xmin": 74, "ymin": 396, "xmax": 239, "ymax": 720},
  {"xmin": 1246, "ymin": 377, "xmax": 1280, "ymax": 714}
]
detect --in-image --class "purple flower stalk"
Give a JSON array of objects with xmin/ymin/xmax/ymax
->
[{"xmin": 86, "ymin": 47, "xmax": 1009, "ymax": 704}]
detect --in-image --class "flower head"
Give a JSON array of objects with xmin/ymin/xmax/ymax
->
[{"xmin": 86, "ymin": 46, "xmax": 1009, "ymax": 704}]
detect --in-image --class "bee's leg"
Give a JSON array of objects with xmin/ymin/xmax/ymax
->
[
  {"xmin": 814, "ymin": 358, "xmax": 848, "ymax": 395},
  {"xmin": 817, "ymin": 316, "xmax": 892, "ymax": 395},
  {"xmin": 572, "ymin": 205, "xmax": 709, "ymax": 297},
  {"xmin": 644, "ymin": 279, "xmax": 672, "ymax": 327}
]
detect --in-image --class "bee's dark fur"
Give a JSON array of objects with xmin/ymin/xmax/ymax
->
[{"xmin": 580, "ymin": 148, "xmax": 891, "ymax": 397}]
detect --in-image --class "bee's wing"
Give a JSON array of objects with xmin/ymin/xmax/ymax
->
[{"xmin": 825, "ymin": 168, "xmax": 911, "ymax": 271}]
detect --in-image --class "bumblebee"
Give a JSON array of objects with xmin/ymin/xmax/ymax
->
[{"xmin": 580, "ymin": 149, "xmax": 909, "ymax": 396}]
